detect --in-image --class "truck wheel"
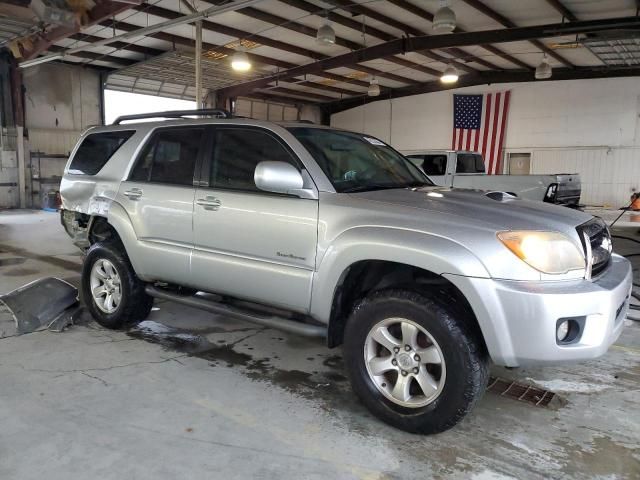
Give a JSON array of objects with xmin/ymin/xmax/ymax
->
[
  {"xmin": 81, "ymin": 242, "xmax": 153, "ymax": 329},
  {"xmin": 343, "ymin": 289, "xmax": 488, "ymax": 434}
]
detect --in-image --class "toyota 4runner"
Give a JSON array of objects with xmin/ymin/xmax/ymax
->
[{"xmin": 60, "ymin": 109, "xmax": 632, "ymax": 434}]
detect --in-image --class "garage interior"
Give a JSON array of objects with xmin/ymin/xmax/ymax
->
[{"xmin": 1, "ymin": 0, "xmax": 640, "ymax": 478}]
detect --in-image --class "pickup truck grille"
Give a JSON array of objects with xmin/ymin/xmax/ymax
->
[{"xmin": 577, "ymin": 218, "xmax": 612, "ymax": 277}]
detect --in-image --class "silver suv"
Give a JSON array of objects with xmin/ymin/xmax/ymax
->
[{"xmin": 60, "ymin": 109, "xmax": 632, "ymax": 434}]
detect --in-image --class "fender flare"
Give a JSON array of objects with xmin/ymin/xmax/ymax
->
[{"xmin": 310, "ymin": 226, "xmax": 490, "ymax": 323}]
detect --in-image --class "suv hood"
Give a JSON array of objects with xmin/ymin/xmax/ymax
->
[{"xmin": 352, "ymin": 186, "xmax": 592, "ymax": 233}]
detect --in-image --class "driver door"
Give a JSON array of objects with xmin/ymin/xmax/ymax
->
[{"xmin": 191, "ymin": 126, "xmax": 318, "ymax": 312}]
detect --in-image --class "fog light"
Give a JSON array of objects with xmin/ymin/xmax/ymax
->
[{"xmin": 556, "ymin": 320, "xmax": 570, "ymax": 342}]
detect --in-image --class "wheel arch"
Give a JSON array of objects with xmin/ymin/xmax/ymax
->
[{"xmin": 310, "ymin": 228, "xmax": 491, "ymax": 348}]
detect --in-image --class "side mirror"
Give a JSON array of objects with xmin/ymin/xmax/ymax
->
[{"xmin": 255, "ymin": 161, "xmax": 305, "ymax": 195}]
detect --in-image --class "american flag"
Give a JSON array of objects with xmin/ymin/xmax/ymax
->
[{"xmin": 452, "ymin": 91, "xmax": 511, "ymax": 174}]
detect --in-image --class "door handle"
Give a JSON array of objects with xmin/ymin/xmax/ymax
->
[
  {"xmin": 124, "ymin": 188, "xmax": 143, "ymax": 200},
  {"xmin": 196, "ymin": 195, "xmax": 222, "ymax": 211}
]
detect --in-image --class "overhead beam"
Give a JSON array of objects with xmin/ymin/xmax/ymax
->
[
  {"xmin": 243, "ymin": 92, "xmax": 318, "ymax": 106},
  {"xmin": 459, "ymin": 0, "xmax": 574, "ymax": 67},
  {"xmin": 98, "ymin": 19, "xmax": 370, "ymax": 98},
  {"xmin": 47, "ymin": 45, "xmax": 136, "ymax": 67},
  {"xmin": 67, "ymin": 33, "xmax": 165, "ymax": 59},
  {"xmin": 261, "ymin": 87, "xmax": 335, "ymax": 102},
  {"xmin": 327, "ymin": 66, "xmax": 640, "ymax": 113},
  {"xmin": 320, "ymin": 0, "xmax": 500, "ymax": 71},
  {"xmin": 275, "ymin": 0, "xmax": 447, "ymax": 76},
  {"xmin": 20, "ymin": 0, "xmax": 268, "ymax": 68},
  {"xmin": 544, "ymin": 0, "xmax": 579, "ymax": 22},
  {"xmin": 19, "ymin": 0, "xmax": 143, "ymax": 61},
  {"xmin": 218, "ymin": 15, "xmax": 640, "ymax": 98},
  {"xmin": 236, "ymin": 6, "xmax": 425, "ymax": 83},
  {"xmin": 384, "ymin": 0, "xmax": 532, "ymax": 69},
  {"xmin": 133, "ymin": 4, "xmax": 415, "ymax": 86}
]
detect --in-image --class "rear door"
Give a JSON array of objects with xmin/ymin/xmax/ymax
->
[
  {"xmin": 116, "ymin": 126, "xmax": 206, "ymax": 285},
  {"xmin": 191, "ymin": 125, "xmax": 318, "ymax": 312}
]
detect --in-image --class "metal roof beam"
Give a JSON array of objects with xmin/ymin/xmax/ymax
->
[
  {"xmin": 385, "ymin": 0, "xmax": 532, "ymax": 69},
  {"xmin": 217, "ymin": 15, "xmax": 640, "ymax": 97},
  {"xmin": 320, "ymin": 0, "xmax": 500, "ymax": 71},
  {"xmin": 544, "ymin": 0, "xmax": 579, "ymax": 22},
  {"xmin": 327, "ymin": 65, "xmax": 640, "ymax": 113},
  {"xmin": 460, "ymin": 0, "xmax": 574, "ymax": 67},
  {"xmin": 19, "ymin": 0, "xmax": 144, "ymax": 61}
]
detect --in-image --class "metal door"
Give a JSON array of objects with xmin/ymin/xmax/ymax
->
[{"xmin": 191, "ymin": 126, "xmax": 318, "ymax": 312}]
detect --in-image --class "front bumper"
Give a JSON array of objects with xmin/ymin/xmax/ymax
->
[{"xmin": 445, "ymin": 254, "xmax": 632, "ymax": 367}]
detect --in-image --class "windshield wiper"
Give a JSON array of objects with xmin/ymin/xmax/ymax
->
[{"xmin": 341, "ymin": 183, "xmax": 403, "ymax": 193}]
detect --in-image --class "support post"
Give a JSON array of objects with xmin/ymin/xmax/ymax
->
[
  {"xmin": 195, "ymin": 20, "xmax": 203, "ymax": 108},
  {"xmin": 17, "ymin": 126, "xmax": 26, "ymax": 209}
]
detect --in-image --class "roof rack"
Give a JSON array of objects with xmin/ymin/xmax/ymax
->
[{"xmin": 113, "ymin": 108, "xmax": 232, "ymax": 125}]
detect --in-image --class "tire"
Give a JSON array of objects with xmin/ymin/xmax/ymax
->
[
  {"xmin": 81, "ymin": 242, "xmax": 153, "ymax": 329},
  {"xmin": 343, "ymin": 289, "xmax": 489, "ymax": 434}
]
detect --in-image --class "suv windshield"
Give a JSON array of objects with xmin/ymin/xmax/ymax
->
[{"xmin": 288, "ymin": 127, "xmax": 433, "ymax": 193}]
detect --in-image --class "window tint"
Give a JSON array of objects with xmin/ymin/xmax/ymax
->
[
  {"xmin": 68, "ymin": 130, "xmax": 134, "ymax": 175},
  {"xmin": 210, "ymin": 128, "xmax": 298, "ymax": 192},
  {"xmin": 130, "ymin": 127, "xmax": 203, "ymax": 185},
  {"xmin": 422, "ymin": 155, "xmax": 447, "ymax": 176},
  {"xmin": 456, "ymin": 154, "xmax": 485, "ymax": 173}
]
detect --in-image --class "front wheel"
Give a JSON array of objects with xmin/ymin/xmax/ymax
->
[
  {"xmin": 82, "ymin": 242, "xmax": 153, "ymax": 329},
  {"xmin": 343, "ymin": 289, "xmax": 488, "ymax": 434}
]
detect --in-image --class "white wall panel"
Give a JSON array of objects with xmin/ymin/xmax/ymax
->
[
  {"xmin": 28, "ymin": 129, "xmax": 81, "ymax": 156},
  {"xmin": 331, "ymin": 77, "xmax": 640, "ymax": 207}
]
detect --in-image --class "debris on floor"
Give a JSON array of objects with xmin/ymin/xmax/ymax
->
[{"xmin": 0, "ymin": 277, "xmax": 79, "ymax": 336}]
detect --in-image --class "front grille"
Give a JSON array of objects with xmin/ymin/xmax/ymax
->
[{"xmin": 577, "ymin": 218, "xmax": 612, "ymax": 277}]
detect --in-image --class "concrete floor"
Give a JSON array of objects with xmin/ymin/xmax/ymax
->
[{"xmin": 1, "ymin": 210, "xmax": 639, "ymax": 480}]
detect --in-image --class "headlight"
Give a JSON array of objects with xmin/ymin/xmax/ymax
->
[{"xmin": 497, "ymin": 231, "xmax": 585, "ymax": 274}]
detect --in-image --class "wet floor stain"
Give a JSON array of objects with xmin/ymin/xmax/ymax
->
[
  {"xmin": 3, "ymin": 267, "xmax": 40, "ymax": 276},
  {"xmin": 0, "ymin": 243, "xmax": 80, "ymax": 271},
  {"xmin": 0, "ymin": 257, "xmax": 26, "ymax": 267},
  {"xmin": 126, "ymin": 321, "xmax": 361, "ymax": 420}
]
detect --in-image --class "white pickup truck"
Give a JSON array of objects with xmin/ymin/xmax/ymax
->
[{"xmin": 404, "ymin": 150, "xmax": 581, "ymax": 206}]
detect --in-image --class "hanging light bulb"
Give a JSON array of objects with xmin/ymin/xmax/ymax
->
[
  {"xmin": 535, "ymin": 55, "xmax": 552, "ymax": 79},
  {"xmin": 317, "ymin": 22, "xmax": 336, "ymax": 45},
  {"xmin": 231, "ymin": 49, "xmax": 251, "ymax": 72},
  {"xmin": 440, "ymin": 64, "xmax": 459, "ymax": 84},
  {"xmin": 316, "ymin": 12, "xmax": 336, "ymax": 46},
  {"xmin": 368, "ymin": 77, "xmax": 380, "ymax": 97},
  {"xmin": 433, "ymin": 4, "xmax": 456, "ymax": 33}
]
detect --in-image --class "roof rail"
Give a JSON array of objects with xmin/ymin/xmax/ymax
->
[{"xmin": 113, "ymin": 108, "xmax": 232, "ymax": 125}]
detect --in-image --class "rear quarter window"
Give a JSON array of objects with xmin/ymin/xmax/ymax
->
[{"xmin": 68, "ymin": 130, "xmax": 135, "ymax": 175}]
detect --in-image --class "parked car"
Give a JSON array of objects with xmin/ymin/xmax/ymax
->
[
  {"xmin": 60, "ymin": 110, "xmax": 631, "ymax": 434},
  {"xmin": 404, "ymin": 150, "xmax": 581, "ymax": 206}
]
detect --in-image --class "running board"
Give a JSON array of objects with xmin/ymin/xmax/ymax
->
[{"xmin": 144, "ymin": 285, "xmax": 327, "ymax": 338}]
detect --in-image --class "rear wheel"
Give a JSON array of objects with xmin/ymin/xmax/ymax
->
[
  {"xmin": 82, "ymin": 242, "xmax": 153, "ymax": 329},
  {"xmin": 343, "ymin": 289, "xmax": 488, "ymax": 434}
]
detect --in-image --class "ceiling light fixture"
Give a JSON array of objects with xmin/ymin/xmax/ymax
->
[
  {"xmin": 231, "ymin": 49, "xmax": 251, "ymax": 72},
  {"xmin": 433, "ymin": 3, "xmax": 456, "ymax": 33},
  {"xmin": 368, "ymin": 77, "xmax": 380, "ymax": 97},
  {"xmin": 535, "ymin": 55, "xmax": 552, "ymax": 79},
  {"xmin": 317, "ymin": 12, "xmax": 336, "ymax": 46},
  {"xmin": 440, "ymin": 64, "xmax": 459, "ymax": 83}
]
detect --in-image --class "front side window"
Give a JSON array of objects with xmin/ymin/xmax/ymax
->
[
  {"xmin": 68, "ymin": 130, "xmax": 134, "ymax": 175},
  {"xmin": 130, "ymin": 127, "xmax": 204, "ymax": 186},
  {"xmin": 456, "ymin": 153, "xmax": 485, "ymax": 174},
  {"xmin": 421, "ymin": 155, "xmax": 447, "ymax": 176},
  {"xmin": 209, "ymin": 128, "xmax": 299, "ymax": 192},
  {"xmin": 288, "ymin": 127, "xmax": 432, "ymax": 193}
]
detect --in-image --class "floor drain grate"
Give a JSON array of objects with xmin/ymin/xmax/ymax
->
[{"xmin": 487, "ymin": 376, "xmax": 559, "ymax": 407}]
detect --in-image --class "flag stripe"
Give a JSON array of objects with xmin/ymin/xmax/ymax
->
[
  {"xmin": 480, "ymin": 93, "xmax": 492, "ymax": 168},
  {"xmin": 495, "ymin": 91, "xmax": 511, "ymax": 175}
]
